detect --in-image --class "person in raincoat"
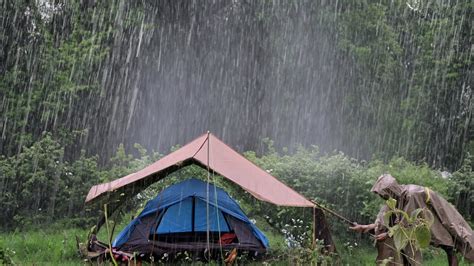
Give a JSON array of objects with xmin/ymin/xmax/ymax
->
[
  {"xmin": 351, "ymin": 204, "xmax": 421, "ymax": 265},
  {"xmin": 350, "ymin": 174, "xmax": 474, "ymax": 266}
]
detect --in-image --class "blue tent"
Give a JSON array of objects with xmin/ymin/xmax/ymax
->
[{"xmin": 113, "ymin": 178, "xmax": 269, "ymax": 254}]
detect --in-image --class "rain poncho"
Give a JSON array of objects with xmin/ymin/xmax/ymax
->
[{"xmin": 371, "ymin": 174, "xmax": 474, "ymax": 263}]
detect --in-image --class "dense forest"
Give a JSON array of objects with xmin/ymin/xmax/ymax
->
[
  {"xmin": 1, "ymin": 0, "xmax": 472, "ymax": 167},
  {"xmin": 0, "ymin": 0, "xmax": 472, "ymax": 264}
]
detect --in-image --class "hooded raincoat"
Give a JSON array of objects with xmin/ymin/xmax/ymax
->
[{"xmin": 371, "ymin": 174, "xmax": 474, "ymax": 263}]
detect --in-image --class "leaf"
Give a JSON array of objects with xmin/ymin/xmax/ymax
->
[
  {"xmin": 386, "ymin": 198, "xmax": 397, "ymax": 210},
  {"xmin": 410, "ymin": 208, "xmax": 423, "ymax": 221},
  {"xmin": 380, "ymin": 257, "xmax": 394, "ymax": 266},
  {"xmin": 394, "ymin": 209, "xmax": 411, "ymax": 222},
  {"xmin": 392, "ymin": 227, "xmax": 408, "ymax": 251},
  {"xmin": 277, "ymin": 209, "xmax": 287, "ymax": 217},
  {"xmin": 422, "ymin": 209, "xmax": 435, "ymax": 227},
  {"xmin": 383, "ymin": 211, "xmax": 393, "ymax": 227},
  {"xmin": 387, "ymin": 224, "xmax": 399, "ymax": 237},
  {"xmin": 415, "ymin": 225, "xmax": 431, "ymax": 248}
]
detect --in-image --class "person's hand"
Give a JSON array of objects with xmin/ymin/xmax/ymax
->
[
  {"xmin": 349, "ymin": 223, "xmax": 368, "ymax": 233},
  {"xmin": 375, "ymin": 232, "xmax": 388, "ymax": 241}
]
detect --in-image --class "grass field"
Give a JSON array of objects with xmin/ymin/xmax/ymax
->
[{"xmin": 0, "ymin": 228, "xmax": 472, "ymax": 265}]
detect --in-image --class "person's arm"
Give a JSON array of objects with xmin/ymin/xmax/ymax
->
[
  {"xmin": 349, "ymin": 223, "xmax": 376, "ymax": 233},
  {"xmin": 350, "ymin": 224, "xmax": 389, "ymax": 241}
]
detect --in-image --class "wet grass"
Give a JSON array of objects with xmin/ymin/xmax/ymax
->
[
  {"xmin": 0, "ymin": 228, "xmax": 471, "ymax": 265},
  {"xmin": 0, "ymin": 227, "xmax": 87, "ymax": 265}
]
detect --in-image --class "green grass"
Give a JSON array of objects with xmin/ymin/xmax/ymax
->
[
  {"xmin": 0, "ymin": 227, "xmax": 87, "ymax": 265},
  {"xmin": 338, "ymin": 244, "xmax": 472, "ymax": 266},
  {"xmin": 1, "ymin": 227, "xmax": 472, "ymax": 265}
]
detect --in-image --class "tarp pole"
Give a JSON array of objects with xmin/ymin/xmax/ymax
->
[
  {"xmin": 206, "ymin": 131, "xmax": 211, "ymax": 259},
  {"xmin": 313, "ymin": 207, "xmax": 337, "ymax": 254},
  {"xmin": 312, "ymin": 206, "xmax": 316, "ymax": 249}
]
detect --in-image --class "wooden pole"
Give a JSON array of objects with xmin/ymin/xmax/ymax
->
[
  {"xmin": 310, "ymin": 200, "xmax": 355, "ymax": 226},
  {"xmin": 312, "ymin": 206, "xmax": 316, "ymax": 249},
  {"xmin": 206, "ymin": 131, "xmax": 211, "ymax": 259}
]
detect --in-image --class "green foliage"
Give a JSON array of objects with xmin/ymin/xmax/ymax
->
[
  {"xmin": 449, "ymin": 154, "xmax": 474, "ymax": 220},
  {"xmin": 266, "ymin": 243, "xmax": 337, "ymax": 266},
  {"xmin": 383, "ymin": 198, "xmax": 433, "ymax": 251},
  {"xmin": 0, "ymin": 0, "xmax": 114, "ymax": 156},
  {"xmin": 242, "ymin": 141, "xmax": 456, "ymax": 246},
  {"xmin": 0, "ymin": 133, "xmax": 101, "ymax": 229},
  {"xmin": 0, "ymin": 0, "xmax": 471, "ymax": 175},
  {"xmin": 0, "ymin": 245, "xmax": 15, "ymax": 265},
  {"xmin": 330, "ymin": 0, "xmax": 473, "ymax": 168}
]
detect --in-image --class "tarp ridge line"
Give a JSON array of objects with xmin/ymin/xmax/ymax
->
[{"xmin": 191, "ymin": 133, "xmax": 209, "ymax": 159}]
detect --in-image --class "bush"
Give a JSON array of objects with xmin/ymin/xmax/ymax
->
[{"xmin": 242, "ymin": 141, "xmax": 461, "ymax": 247}]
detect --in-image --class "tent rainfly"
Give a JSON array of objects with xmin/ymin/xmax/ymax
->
[
  {"xmin": 84, "ymin": 132, "xmax": 334, "ymax": 258},
  {"xmin": 113, "ymin": 178, "xmax": 269, "ymax": 256}
]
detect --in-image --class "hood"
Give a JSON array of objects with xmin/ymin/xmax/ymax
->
[{"xmin": 371, "ymin": 174, "xmax": 403, "ymax": 199}]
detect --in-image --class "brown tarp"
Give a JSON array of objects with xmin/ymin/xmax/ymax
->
[
  {"xmin": 86, "ymin": 133, "xmax": 314, "ymax": 207},
  {"xmin": 371, "ymin": 174, "xmax": 474, "ymax": 263}
]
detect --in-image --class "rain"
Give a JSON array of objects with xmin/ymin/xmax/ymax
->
[{"xmin": 0, "ymin": 0, "xmax": 472, "ymax": 265}]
